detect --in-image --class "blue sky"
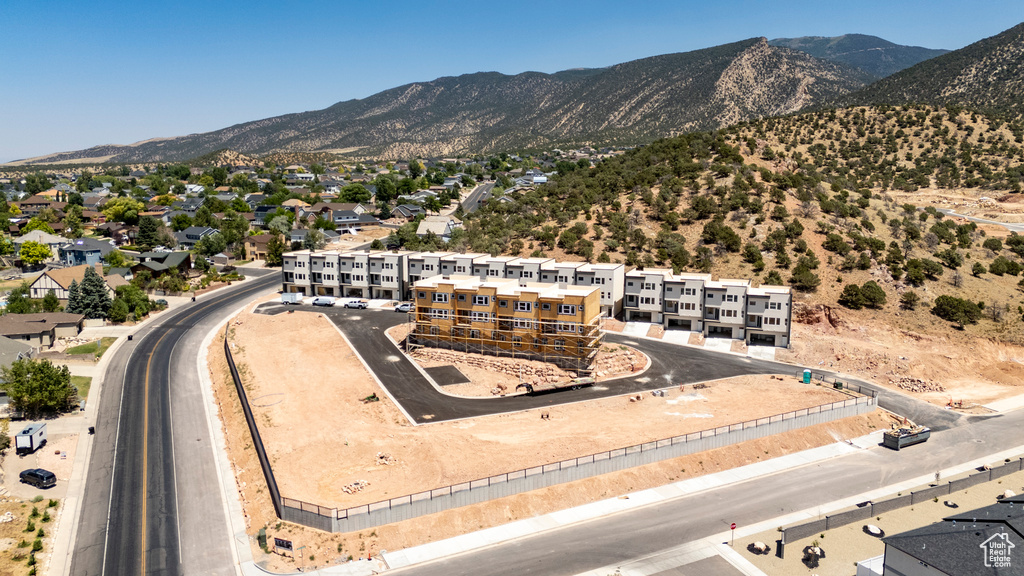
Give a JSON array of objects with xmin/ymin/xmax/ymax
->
[{"xmin": 1, "ymin": 0, "xmax": 1022, "ymax": 164}]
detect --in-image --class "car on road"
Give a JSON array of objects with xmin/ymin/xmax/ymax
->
[
  {"xmin": 344, "ymin": 299, "xmax": 368, "ymax": 309},
  {"xmin": 394, "ymin": 302, "xmax": 412, "ymax": 312},
  {"xmin": 311, "ymin": 296, "xmax": 336, "ymax": 307},
  {"xmin": 20, "ymin": 468, "xmax": 56, "ymax": 489}
]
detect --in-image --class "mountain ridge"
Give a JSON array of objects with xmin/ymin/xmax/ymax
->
[
  {"xmin": 8, "ymin": 37, "xmax": 870, "ymax": 165},
  {"xmin": 768, "ymin": 34, "xmax": 948, "ymax": 78}
]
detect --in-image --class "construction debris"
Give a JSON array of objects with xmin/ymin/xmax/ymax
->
[
  {"xmin": 890, "ymin": 376, "xmax": 945, "ymax": 393},
  {"xmin": 342, "ymin": 480, "xmax": 369, "ymax": 494},
  {"xmin": 375, "ymin": 452, "xmax": 396, "ymax": 466}
]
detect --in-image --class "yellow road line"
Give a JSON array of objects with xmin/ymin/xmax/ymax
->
[{"xmin": 137, "ymin": 277, "xmax": 276, "ymax": 575}]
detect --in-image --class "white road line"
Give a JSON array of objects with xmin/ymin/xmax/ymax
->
[
  {"xmin": 101, "ymin": 334, "xmax": 134, "ymax": 576},
  {"xmin": 168, "ymin": 336, "xmax": 184, "ymax": 566}
]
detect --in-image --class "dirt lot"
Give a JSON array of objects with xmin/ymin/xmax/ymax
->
[
  {"xmin": 0, "ymin": 493, "xmax": 62, "ymax": 576},
  {"xmin": 388, "ymin": 323, "xmax": 650, "ymax": 397},
  {"xmin": 209, "ymin": 305, "xmax": 890, "ymax": 572},
  {"xmin": 777, "ymin": 304, "xmax": 1024, "ymax": 408},
  {"xmin": 742, "ymin": 467, "xmax": 1024, "ymax": 576}
]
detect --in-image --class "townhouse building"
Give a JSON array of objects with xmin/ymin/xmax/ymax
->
[
  {"xmin": 409, "ymin": 275, "xmax": 603, "ymax": 373},
  {"xmin": 282, "ymin": 250, "xmax": 792, "ymax": 347}
]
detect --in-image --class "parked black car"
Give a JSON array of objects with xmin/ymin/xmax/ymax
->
[{"xmin": 20, "ymin": 468, "xmax": 56, "ymax": 489}]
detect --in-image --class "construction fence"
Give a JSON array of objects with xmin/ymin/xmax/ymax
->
[
  {"xmin": 222, "ymin": 326, "xmax": 877, "ymax": 533},
  {"xmin": 777, "ymin": 457, "xmax": 1024, "ymax": 557},
  {"xmin": 282, "ymin": 395, "xmax": 876, "ymax": 532}
]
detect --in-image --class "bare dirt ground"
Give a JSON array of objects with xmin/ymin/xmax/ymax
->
[
  {"xmin": 0, "ymin": 477, "xmax": 62, "ymax": 576},
  {"xmin": 209, "ymin": 305, "xmax": 891, "ymax": 572},
  {"xmin": 778, "ymin": 304, "xmax": 1024, "ymax": 408},
  {"xmin": 387, "ymin": 323, "xmax": 650, "ymax": 397},
  {"xmin": 742, "ymin": 467, "xmax": 1024, "ymax": 576}
]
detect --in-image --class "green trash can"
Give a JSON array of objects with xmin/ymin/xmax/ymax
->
[{"xmin": 802, "ymin": 370, "xmax": 811, "ymax": 384}]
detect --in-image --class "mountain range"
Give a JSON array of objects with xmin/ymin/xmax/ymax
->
[
  {"xmin": 768, "ymin": 34, "xmax": 948, "ymax": 78},
  {"xmin": 9, "ymin": 23, "xmax": 1023, "ymax": 166}
]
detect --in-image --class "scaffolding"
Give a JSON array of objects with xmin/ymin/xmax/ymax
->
[{"xmin": 407, "ymin": 309, "xmax": 604, "ymax": 375}]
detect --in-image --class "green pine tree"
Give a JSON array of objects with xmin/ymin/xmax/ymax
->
[
  {"xmin": 65, "ymin": 280, "xmax": 82, "ymax": 315},
  {"xmin": 77, "ymin": 268, "xmax": 111, "ymax": 319}
]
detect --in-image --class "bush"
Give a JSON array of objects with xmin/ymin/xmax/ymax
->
[
  {"xmin": 900, "ymin": 291, "xmax": 920, "ymax": 310},
  {"xmin": 932, "ymin": 295, "xmax": 982, "ymax": 327},
  {"xmin": 838, "ymin": 284, "xmax": 864, "ymax": 309},
  {"xmin": 860, "ymin": 281, "xmax": 887, "ymax": 308}
]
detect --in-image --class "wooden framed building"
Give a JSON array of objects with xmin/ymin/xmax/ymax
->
[{"xmin": 408, "ymin": 275, "xmax": 604, "ymax": 374}]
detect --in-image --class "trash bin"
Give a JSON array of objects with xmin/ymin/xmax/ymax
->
[
  {"xmin": 834, "ymin": 381, "xmax": 844, "ymax": 390},
  {"xmin": 128, "ymin": 334, "xmax": 133, "ymax": 341},
  {"xmin": 802, "ymin": 369, "xmax": 811, "ymax": 384}
]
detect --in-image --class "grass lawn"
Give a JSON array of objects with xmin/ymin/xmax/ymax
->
[
  {"xmin": 65, "ymin": 337, "xmax": 117, "ymax": 358},
  {"xmin": 71, "ymin": 376, "xmax": 92, "ymax": 401}
]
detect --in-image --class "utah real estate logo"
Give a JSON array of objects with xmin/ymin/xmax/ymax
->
[{"xmin": 980, "ymin": 532, "xmax": 1015, "ymax": 569}]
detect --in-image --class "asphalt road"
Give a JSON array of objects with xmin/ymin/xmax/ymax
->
[
  {"xmin": 72, "ymin": 272, "xmax": 280, "ymax": 576},
  {"xmin": 935, "ymin": 207, "xmax": 1024, "ymax": 232},
  {"xmin": 390, "ymin": 394, "xmax": 1019, "ymax": 576},
  {"xmin": 256, "ymin": 304, "xmax": 962, "ymax": 431},
  {"xmin": 463, "ymin": 182, "xmax": 495, "ymax": 213}
]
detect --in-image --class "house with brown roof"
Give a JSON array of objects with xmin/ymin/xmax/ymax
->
[
  {"xmin": 0, "ymin": 313, "xmax": 84, "ymax": 348},
  {"xmin": 28, "ymin": 263, "xmax": 120, "ymax": 301},
  {"xmin": 244, "ymin": 234, "xmax": 274, "ymax": 261}
]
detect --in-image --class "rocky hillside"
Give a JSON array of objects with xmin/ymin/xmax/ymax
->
[
  {"xmin": 768, "ymin": 34, "xmax": 948, "ymax": 79},
  {"xmin": 840, "ymin": 22, "xmax": 1024, "ymax": 118},
  {"xmin": 11, "ymin": 38, "xmax": 869, "ymax": 164}
]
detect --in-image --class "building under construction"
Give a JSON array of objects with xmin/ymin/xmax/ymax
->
[{"xmin": 408, "ymin": 275, "xmax": 604, "ymax": 375}]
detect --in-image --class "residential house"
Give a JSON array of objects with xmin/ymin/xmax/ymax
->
[
  {"xmin": 0, "ymin": 313, "xmax": 84, "ymax": 349},
  {"xmin": 174, "ymin": 226, "xmax": 217, "ymax": 249},
  {"xmin": 332, "ymin": 211, "xmax": 379, "ymax": 234},
  {"xmin": 393, "ymin": 204, "xmax": 425, "ymax": 221},
  {"xmin": 415, "ymin": 215, "xmax": 461, "ymax": 242},
  {"xmin": 14, "ymin": 230, "xmax": 65, "ymax": 262},
  {"xmin": 879, "ymin": 493, "xmax": 1024, "ymax": 576},
  {"xmin": 702, "ymin": 279, "xmax": 750, "ymax": 339},
  {"xmin": 172, "ymin": 197, "xmax": 205, "ymax": 216},
  {"xmin": 28, "ymin": 263, "xmax": 121, "ymax": 301},
  {"xmin": 132, "ymin": 251, "xmax": 191, "ymax": 278},
  {"xmin": 59, "ymin": 237, "xmax": 115, "ymax": 267},
  {"xmin": 244, "ymin": 234, "xmax": 274, "ymax": 261},
  {"xmin": 0, "ymin": 335, "xmax": 36, "ymax": 371}
]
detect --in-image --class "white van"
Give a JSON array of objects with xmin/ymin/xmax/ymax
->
[{"xmin": 311, "ymin": 296, "xmax": 336, "ymax": 307}]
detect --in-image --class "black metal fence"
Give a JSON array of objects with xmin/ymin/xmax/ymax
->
[{"xmin": 223, "ymin": 325, "xmax": 282, "ymax": 518}]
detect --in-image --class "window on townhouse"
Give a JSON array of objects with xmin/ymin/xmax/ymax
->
[
  {"xmin": 423, "ymin": 264, "xmax": 433, "ymax": 271},
  {"xmin": 469, "ymin": 330, "xmax": 480, "ymax": 338},
  {"xmin": 384, "ymin": 263, "xmax": 395, "ymax": 270},
  {"xmin": 765, "ymin": 317, "xmax": 781, "ymax": 326},
  {"xmin": 455, "ymin": 265, "xmax": 466, "ymax": 273},
  {"xmin": 487, "ymin": 269, "xmax": 500, "ymax": 277},
  {"xmin": 512, "ymin": 336, "xmax": 523, "ymax": 347},
  {"xmin": 768, "ymin": 302, "xmax": 782, "ymax": 310},
  {"xmin": 470, "ymin": 311, "xmax": 491, "ymax": 322},
  {"xmin": 498, "ymin": 300, "xmax": 507, "ymax": 308},
  {"xmin": 513, "ymin": 319, "xmax": 533, "ymax": 329},
  {"xmin": 429, "ymin": 309, "xmax": 450, "ymax": 319},
  {"xmin": 722, "ymin": 309, "xmax": 738, "ymax": 318},
  {"xmin": 418, "ymin": 291, "xmax": 426, "ymax": 299},
  {"xmin": 353, "ymin": 275, "xmax": 364, "ymax": 282},
  {"xmin": 626, "ymin": 281, "xmax": 634, "ymax": 287},
  {"xmin": 557, "ymin": 322, "xmax": 576, "ymax": 332},
  {"xmin": 595, "ymin": 277, "xmax": 605, "ymax": 285},
  {"xmin": 473, "ymin": 295, "xmax": 489, "ymax": 306},
  {"xmin": 682, "ymin": 302, "xmax": 696, "ymax": 310},
  {"xmin": 514, "ymin": 301, "xmax": 532, "ymax": 312},
  {"xmin": 556, "ymin": 275, "xmax": 569, "ymax": 283},
  {"xmin": 541, "ymin": 303, "xmax": 551, "ymax": 310},
  {"xmin": 553, "ymin": 339, "xmax": 565, "ymax": 351},
  {"xmin": 725, "ymin": 294, "xmax": 738, "ymax": 303},
  {"xmin": 354, "ymin": 262, "xmax": 363, "ymax": 268},
  {"xmin": 458, "ymin": 294, "xmax": 466, "ymax": 301},
  {"xmin": 683, "ymin": 288, "xmax": 696, "ymax": 296},
  {"xmin": 643, "ymin": 282, "xmax": 655, "ymax": 290},
  {"xmin": 558, "ymin": 304, "xmax": 576, "ymax": 315},
  {"xmin": 432, "ymin": 293, "xmax": 449, "ymax": 303}
]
